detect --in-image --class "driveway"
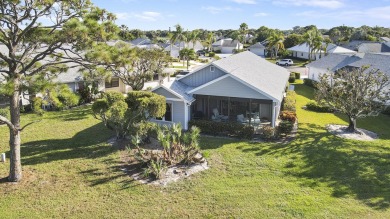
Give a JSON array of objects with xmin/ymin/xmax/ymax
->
[{"xmin": 285, "ymin": 66, "xmax": 308, "ymax": 78}]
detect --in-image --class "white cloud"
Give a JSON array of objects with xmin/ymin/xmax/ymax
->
[
  {"xmin": 115, "ymin": 11, "xmax": 162, "ymax": 22},
  {"xmin": 254, "ymin": 12, "xmax": 268, "ymax": 17},
  {"xmin": 201, "ymin": 6, "xmax": 239, "ymax": 14},
  {"xmin": 273, "ymin": 0, "xmax": 345, "ymax": 9},
  {"xmin": 230, "ymin": 0, "xmax": 257, "ymax": 4}
]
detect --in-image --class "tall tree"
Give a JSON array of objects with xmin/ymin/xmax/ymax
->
[
  {"xmin": 239, "ymin": 23, "xmax": 249, "ymax": 44},
  {"xmin": 205, "ymin": 32, "xmax": 215, "ymax": 52},
  {"xmin": 188, "ymin": 30, "xmax": 200, "ymax": 49},
  {"xmin": 316, "ymin": 66, "xmax": 390, "ymax": 133},
  {"xmin": 87, "ymin": 43, "xmax": 170, "ymax": 91},
  {"xmin": 0, "ymin": 0, "xmax": 117, "ymax": 182},
  {"xmin": 179, "ymin": 48, "xmax": 196, "ymax": 70},
  {"xmin": 303, "ymin": 28, "xmax": 323, "ymax": 61},
  {"xmin": 284, "ymin": 34, "xmax": 304, "ymax": 49},
  {"xmin": 267, "ymin": 33, "xmax": 285, "ymax": 59}
]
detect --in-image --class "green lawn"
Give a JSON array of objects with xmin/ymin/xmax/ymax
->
[{"xmin": 1, "ymin": 83, "xmax": 390, "ymax": 218}]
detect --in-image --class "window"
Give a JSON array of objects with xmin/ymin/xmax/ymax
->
[
  {"xmin": 210, "ymin": 66, "xmax": 215, "ymax": 72},
  {"xmin": 156, "ymin": 103, "xmax": 172, "ymax": 121},
  {"xmin": 301, "ymin": 52, "xmax": 303, "ymax": 56},
  {"xmin": 105, "ymin": 77, "xmax": 120, "ymax": 88}
]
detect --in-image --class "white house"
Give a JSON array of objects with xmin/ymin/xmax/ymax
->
[
  {"xmin": 248, "ymin": 42, "xmax": 266, "ymax": 56},
  {"xmin": 212, "ymin": 38, "xmax": 243, "ymax": 54},
  {"xmin": 288, "ymin": 43, "xmax": 356, "ymax": 60}
]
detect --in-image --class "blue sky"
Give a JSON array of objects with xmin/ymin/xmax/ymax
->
[{"xmin": 92, "ymin": 0, "xmax": 390, "ymax": 30}]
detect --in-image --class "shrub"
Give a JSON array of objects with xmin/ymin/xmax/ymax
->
[
  {"xmin": 282, "ymin": 90, "xmax": 296, "ymax": 112},
  {"xmin": 188, "ymin": 120, "xmax": 254, "ymax": 140},
  {"xmin": 288, "ymin": 75, "xmax": 296, "ymax": 83},
  {"xmin": 382, "ymin": 106, "xmax": 390, "ymax": 115},
  {"xmin": 280, "ymin": 111, "xmax": 297, "ymax": 123},
  {"xmin": 293, "ymin": 72, "xmax": 301, "ymax": 79},
  {"xmin": 305, "ymin": 101, "xmax": 333, "ymax": 113},
  {"xmin": 214, "ymin": 49, "xmax": 221, "ymax": 54},
  {"xmin": 278, "ymin": 120, "xmax": 294, "ymax": 134},
  {"xmin": 208, "ymin": 52, "xmax": 215, "ymax": 57},
  {"xmin": 303, "ymin": 78, "xmax": 318, "ymax": 88},
  {"xmin": 261, "ymin": 125, "xmax": 275, "ymax": 140}
]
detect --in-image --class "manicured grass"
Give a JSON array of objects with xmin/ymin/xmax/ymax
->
[{"xmin": 1, "ymin": 83, "xmax": 390, "ymax": 218}]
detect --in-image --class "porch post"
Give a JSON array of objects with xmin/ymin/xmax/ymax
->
[
  {"xmin": 271, "ymin": 102, "xmax": 276, "ymax": 127},
  {"xmin": 184, "ymin": 102, "xmax": 189, "ymax": 130}
]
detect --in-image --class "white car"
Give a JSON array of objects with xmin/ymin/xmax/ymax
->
[{"xmin": 276, "ymin": 59, "xmax": 293, "ymax": 66}]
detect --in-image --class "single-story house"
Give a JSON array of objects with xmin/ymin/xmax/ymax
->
[
  {"xmin": 212, "ymin": 38, "xmax": 243, "ymax": 54},
  {"xmin": 149, "ymin": 51, "xmax": 290, "ymax": 130},
  {"xmin": 306, "ymin": 53, "xmax": 390, "ymax": 82},
  {"xmin": 130, "ymin": 38, "xmax": 152, "ymax": 46},
  {"xmin": 288, "ymin": 43, "xmax": 356, "ymax": 60},
  {"xmin": 356, "ymin": 42, "xmax": 390, "ymax": 53},
  {"xmin": 160, "ymin": 43, "xmax": 180, "ymax": 58},
  {"xmin": 248, "ymin": 42, "xmax": 266, "ymax": 56},
  {"xmin": 175, "ymin": 41, "xmax": 204, "ymax": 52}
]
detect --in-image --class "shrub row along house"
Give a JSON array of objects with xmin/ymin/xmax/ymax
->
[{"xmin": 148, "ymin": 51, "xmax": 290, "ymax": 130}]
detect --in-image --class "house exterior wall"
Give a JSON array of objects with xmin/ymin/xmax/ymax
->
[
  {"xmin": 179, "ymin": 65, "xmax": 226, "ymax": 87},
  {"xmin": 105, "ymin": 79, "xmax": 127, "ymax": 93},
  {"xmin": 249, "ymin": 48, "xmax": 265, "ymax": 56},
  {"xmin": 291, "ymin": 51, "xmax": 321, "ymax": 60},
  {"xmin": 169, "ymin": 99, "xmax": 186, "ymax": 128},
  {"xmin": 221, "ymin": 46, "xmax": 236, "ymax": 54},
  {"xmin": 308, "ymin": 66, "xmax": 331, "ymax": 81},
  {"xmin": 191, "ymin": 76, "xmax": 271, "ymax": 100}
]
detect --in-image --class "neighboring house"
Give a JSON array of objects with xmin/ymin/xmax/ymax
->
[
  {"xmin": 356, "ymin": 42, "xmax": 390, "ymax": 53},
  {"xmin": 149, "ymin": 51, "xmax": 290, "ymax": 129},
  {"xmin": 130, "ymin": 38, "xmax": 152, "ymax": 46},
  {"xmin": 306, "ymin": 53, "xmax": 390, "ymax": 82},
  {"xmin": 160, "ymin": 43, "xmax": 180, "ymax": 58},
  {"xmin": 288, "ymin": 43, "xmax": 356, "ymax": 60},
  {"xmin": 212, "ymin": 38, "xmax": 243, "ymax": 54},
  {"xmin": 248, "ymin": 42, "xmax": 266, "ymax": 56},
  {"xmin": 175, "ymin": 41, "xmax": 204, "ymax": 52},
  {"xmin": 380, "ymin": 37, "xmax": 390, "ymax": 43}
]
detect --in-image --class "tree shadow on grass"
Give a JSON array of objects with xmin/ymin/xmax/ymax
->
[
  {"xmin": 238, "ymin": 123, "xmax": 390, "ymax": 210},
  {"xmin": 21, "ymin": 122, "xmax": 114, "ymax": 166},
  {"xmin": 44, "ymin": 106, "xmax": 91, "ymax": 122}
]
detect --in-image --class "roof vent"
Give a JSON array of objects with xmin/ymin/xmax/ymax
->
[{"xmin": 210, "ymin": 66, "xmax": 215, "ymax": 72}]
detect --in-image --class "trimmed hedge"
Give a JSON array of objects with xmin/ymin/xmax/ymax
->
[
  {"xmin": 288, "ymin": 74, "xmax": 296, "ymax": 83},
  {"xmin": 303, "ymin": 78, "xmax": 318, "ymax": 88},
  {"xmin": 382, "ymin": 106, "xmax": 390, "ymax": 115},
  {"xmin": 293, "ymin": 72, "xmax": 301, "ymax": 79},
  {"xmin": 278, "ymin": 120, "xmax": 294, "ymax": 134},
  {"xmin": 305, "ymin": 101, "xmax": 333, "ymax": 113},
  {"xmin": 261, "ymin": 125, "xmax": 276, "ymax": 140},
  {"xmin": 188, "ymin": 120, "xmax": 254, "ymax": 139},
  {"xmin": 282, "ymin": 90, "xmax": 296, "ymax": 112}
]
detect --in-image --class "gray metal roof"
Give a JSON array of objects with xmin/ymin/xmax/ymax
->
[
  {"xmin": 307, "ymin": 53, "xmax": 390, "ymax": 77},
  {"xmin": 249, "ymin": 42, "xmax": 266, "ymax": 49},
  {"xmin": 221, "ymin": 39, "xmax": 242, "ymax": 47},
  {"xmin": 130, "ymin": 38, "xmax": 151, "ymax": 46},
  {"xmin": 357, "ymin": 42, "xmax": 390, "ymax": 53},
  {"xmin": 211, "ymin": 51, "xmax": 290, "ymax": 102}
]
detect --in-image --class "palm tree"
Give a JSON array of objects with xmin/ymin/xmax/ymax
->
[
  {"xmin": 205, "ymin": 32, "xmax": 215, "ymax": 52},
  {"xmin": 303, "ymin": 29, "xmax": 323, "ymax": 61},
  {"xmin": 267, "ymin": 33, "xmax": 284, "ymax": 59},
  {"xmin": 239, "ymin": 23, "xmax": 249, "ymax": 44},
  {"xmin": 188, "ymin": 30, "xmax": 200, "ymax": 49},
  {"xmin": 179, "ymin": 48, "xmax": 196, "ymax": 70},
  {"xmin": 172, "ymin": 24, "xmax": 186, "ymax": 51}
]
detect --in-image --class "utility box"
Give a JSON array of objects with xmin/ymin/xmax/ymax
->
[{"xmin": 1, "ymin": 153, "xmax": 5, "ymax": 163}]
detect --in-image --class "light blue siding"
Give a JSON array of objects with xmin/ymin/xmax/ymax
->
[
  {"xmin": 179, "ymin": 65, "xmax": 226, "ymax": 87},
  {"xmin": 192, "ymin": 76, "xmax": 271, "ymax": 100},
  {"xmin": 167, "ymin": 100, "xmax": 186, "ymax": 128},
  {"xmin": 153, "ymin": 87, "xmax": 180, "ymax": 99}
]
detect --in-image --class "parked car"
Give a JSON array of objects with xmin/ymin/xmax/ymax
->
[{"xmin": 276, "ymin": 59, "xmax": 293, "ymax": 66}]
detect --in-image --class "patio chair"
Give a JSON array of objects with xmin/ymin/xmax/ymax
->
[
  {"xmin": 236, "ymin": 114, "xmax": 249, "ymax": 124},
  {"xmin": 212, "ymin": 108, "xmax": 229, "ymax": 121}
]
